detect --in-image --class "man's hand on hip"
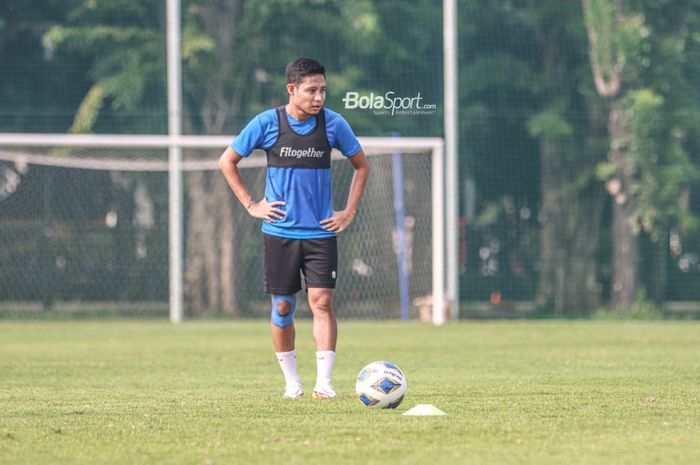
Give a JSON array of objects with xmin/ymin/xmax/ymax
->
[
  {"xmin": 248, "ymin": 199, "xmax": 286, "ymax": 222},
  {"xmin": 320, "ymin": 210, "xmax": 355, "ymax": 234}
]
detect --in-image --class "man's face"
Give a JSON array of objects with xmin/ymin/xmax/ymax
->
[{"xmin": 288, "ymin": 74, "xmax": 326, "ymax": 116}]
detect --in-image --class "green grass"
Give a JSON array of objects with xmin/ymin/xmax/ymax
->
[{"xmin": 1, "ymin": 320, "xmax": 699, "ymax": 465}]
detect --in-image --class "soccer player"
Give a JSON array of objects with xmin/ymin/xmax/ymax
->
[{"xmin": 219, "ymin": 58, "xmax": 370, "ymax": 399}]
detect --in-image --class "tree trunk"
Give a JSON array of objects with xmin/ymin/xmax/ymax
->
[
  {"xmin": 608, "ymin": 101, "xmax": 638, "ymax": 307},
  {"xmin": 183, "ymin": 0, "xmax": 243, "ymax": 317},
  {"xmin": 536, "ymin": 138, "xmax": 565, "ymax": 315},
  {"xmin": 185, "ymin": 171, "xmax": 208, "ymax": 316},
  {"xmin": 581, "ymin": 0, "xmax": 640, "ymax": 309},
  {"xmin": 40, "ymin": 167, "xmax": 55, "ymax": 311},
  {"xmin": 184, "ymin": 170, "xmax": 240, "ymax": 317},
  {"xmin": 536, "ymin": 138, "xmax": 604, "ymax": 316},
  {"xmin": 534, "ymin": 14, "xmax": 604, "ymax": 316},
  {"xmin": 649, "ymin": 229, "xmax": 668, "ymax": 305},
  {"xmin": 567, "ymin": 182, "xmax": 605, "ymax": 314},
  {"xmin": 214, "ymin": 177, "xmax": 237, "ymax": 317}
]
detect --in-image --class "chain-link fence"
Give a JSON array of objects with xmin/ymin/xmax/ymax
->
[{"xmin": 2, "ymin": 0, "xmax": 700, "ymax": 317}]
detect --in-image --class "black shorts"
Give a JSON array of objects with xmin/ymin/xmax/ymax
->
[{"xmin": 263, "ymin": 233, "xmax": 338, "ymax": 295}]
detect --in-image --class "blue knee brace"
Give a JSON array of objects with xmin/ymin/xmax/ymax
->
[{"xmin": 271, "ymin": 294, "xmax": 296, "ymax": 329}]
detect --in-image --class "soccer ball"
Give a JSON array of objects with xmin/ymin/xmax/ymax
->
[{"xmin": 355, "ymin": 361, "xmax": 408, "ymax": 409}]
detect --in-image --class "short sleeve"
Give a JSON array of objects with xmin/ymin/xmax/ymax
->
[
  {"xmin": 231, "ymin": 115, "xmax": 266, "ymax": 157},
  {"xmin": 331, "ymin": 113, "xmax": 361, "ymax": 157}
]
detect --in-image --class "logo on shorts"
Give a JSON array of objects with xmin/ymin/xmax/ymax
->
[{"xmin": 331, "ymin": 270, "xmax": 336, "ymax": 280}]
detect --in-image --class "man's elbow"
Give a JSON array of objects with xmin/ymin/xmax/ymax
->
[
  {"xmin": 219, "ymin": 151, "xmax": 232, "ymax": 172},
  {"xmin": 219, "ymin": 152, "xmax": 228, "ymax": 171},
  {"xmin": 361, "ymin": 160, "xmax": 370, "ymax": 178}
]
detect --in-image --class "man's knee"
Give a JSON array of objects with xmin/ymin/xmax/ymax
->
[
  {"xmin": 271, "ymin": 294, "xmax": 296, "ymax": 329},
  {"xmin": 277, "ymin": 299, "xmax": 291, "ymax": 316},
  {"xmin": 310, "ymin": 290, "xmax": 333, "ymax": 313}
]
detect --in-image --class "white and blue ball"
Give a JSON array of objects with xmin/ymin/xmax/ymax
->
[{"xmin": 355, "ymin": 361, "xmax": 408, "ymax": 409}]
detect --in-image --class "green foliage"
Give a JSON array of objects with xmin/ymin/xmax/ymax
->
[
  {"xmin": 3, "ymin": 0, "xmax": 700, "ymax": 311},
  {"xmin": 587, "ymin": 0, "xmax": 700, "ymax": 251},
  {"xmin": 475, "ymin": 203, "xmax": 501, "ymax": 228},
  {"xmin": 36, "ymin": 0, "xmax": 443, "ymax": 136},
  {"xmin": 181, "ymin": 22, "xmax": 215, "ymax": 67},
  {"xmin": 583, "ymin": 0, "xmax": 649, "ymax": 94},
  {"xmin": 592, "ymin": 288, "xmax": 665, "ymax": 319},
  {"xmin": 68, "ymin": 83, "xmax": 104, "ymax": 133},
  {"xmin": 43, "ymin": 26, "xmax": 158, "ymax": 54},
  {"xmin": 616, "ymin": 12, "xmax": 650, "ymax": 82},
  {"xmin": 41, "ymin": 1, "xmax": 165, "ymax": 134},
  {"xmin": 584, "ymin": 0, "xmax": 624, "ymax": 87},
  {"xmin": 527, "ymin": 110, "xmax": 574, "ymax": 139},
  {"xmin": 595, "ymin": 160, "xmax": 616, "ymax": 180},
  {"xmin": 462, "ymin": 53, "xmax": 540, "ymax": 96},
  {"xmin": 623, "ymin": 88, "xmax": 700, "ymax": 238}
]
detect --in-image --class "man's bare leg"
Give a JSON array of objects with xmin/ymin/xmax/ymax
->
[{"xmin": 308, "ymin": 288, "xmax": 337, "ymax": 398}]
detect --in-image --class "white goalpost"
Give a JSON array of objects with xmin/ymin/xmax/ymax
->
[{"xmin": 0, "ymin": 133, "xmax": 448, "ymax": 324}]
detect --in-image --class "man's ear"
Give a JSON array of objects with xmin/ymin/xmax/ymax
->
[{"xmin": 286, "ymin": 83, "xmax": 296, "ymax": 96}]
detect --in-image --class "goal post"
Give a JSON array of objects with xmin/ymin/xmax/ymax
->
[{"xmin": 0, "ymin": 133, "xmax": 447, "ymax": 323}]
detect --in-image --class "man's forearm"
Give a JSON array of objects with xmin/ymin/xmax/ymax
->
[
  {"xmin": 344, "ymin": 164, "xmax": 369, "ymax": 215},
  {"xmin": 343, "ymin": 149, "xmax": 370, "ymax": 215},
  {"xmin": 219, "ymin": 153, "xmax": 254, "ymax": 210}
]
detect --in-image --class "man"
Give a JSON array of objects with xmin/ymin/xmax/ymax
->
[{"xmin": 219, "ymin": 57, "xmax": 370, "ymax": 399}]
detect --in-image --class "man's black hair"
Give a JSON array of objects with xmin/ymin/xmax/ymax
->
[{"xmin": 286, "ymin": 57, "xmax": 325, "ymax": 85}]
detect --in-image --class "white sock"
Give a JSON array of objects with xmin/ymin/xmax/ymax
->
[
  {"xmin": 315, "ymin": 350, "xmax": 336, "ymax": 387},
  {"xmin": 275, "ymin": 350, "xmax": 301, "ymax": 388}
]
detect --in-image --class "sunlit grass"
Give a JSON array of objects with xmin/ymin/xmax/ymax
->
[{"xmin": 1, "ymin": 320, "xmax": 699, "ymax": 465}]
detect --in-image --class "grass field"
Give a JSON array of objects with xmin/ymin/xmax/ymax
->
[{"xmin": 1, "ymin": 320, "xmax": 699, "ymax": 465}]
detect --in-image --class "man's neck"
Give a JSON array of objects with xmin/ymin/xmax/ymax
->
[{"xmin": 285, "ymin": 103, "xmax": 312, "ymax": 122}]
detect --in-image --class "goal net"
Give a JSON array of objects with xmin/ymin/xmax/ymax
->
[{"xmin": 0, "ymin": 135, "xmax": 444, "ymax": 321}]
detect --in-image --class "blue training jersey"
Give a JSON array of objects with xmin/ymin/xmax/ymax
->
[{"xmin": 231, "ymin": 107, "xmax": 361, "ymax": 239}]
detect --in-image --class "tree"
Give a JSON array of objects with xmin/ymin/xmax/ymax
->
[
  {"xmin": 584, "ymin": 0, "xmax": 700, "ymax": 308},
  {"xmin": 457, "ymin": 0, "xmax": 608, "ymax": 315},
  {"xmin": 40, "ymin": 0, "xmax": 444, "ymax": 316},
  {"xmin": 582, "ymin": 0, "xmax": 641, "ymax": 307},
  {"xmin": 457, "ymin": 0, "xmax": 542, "ymax": 304},
  {"xmin": 528, "ymin": 0, "xmax": 607, "ymax": 316},
  {"xmin": 176, "ymin": 0, "xmax": 444, "ymax": 316}
]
